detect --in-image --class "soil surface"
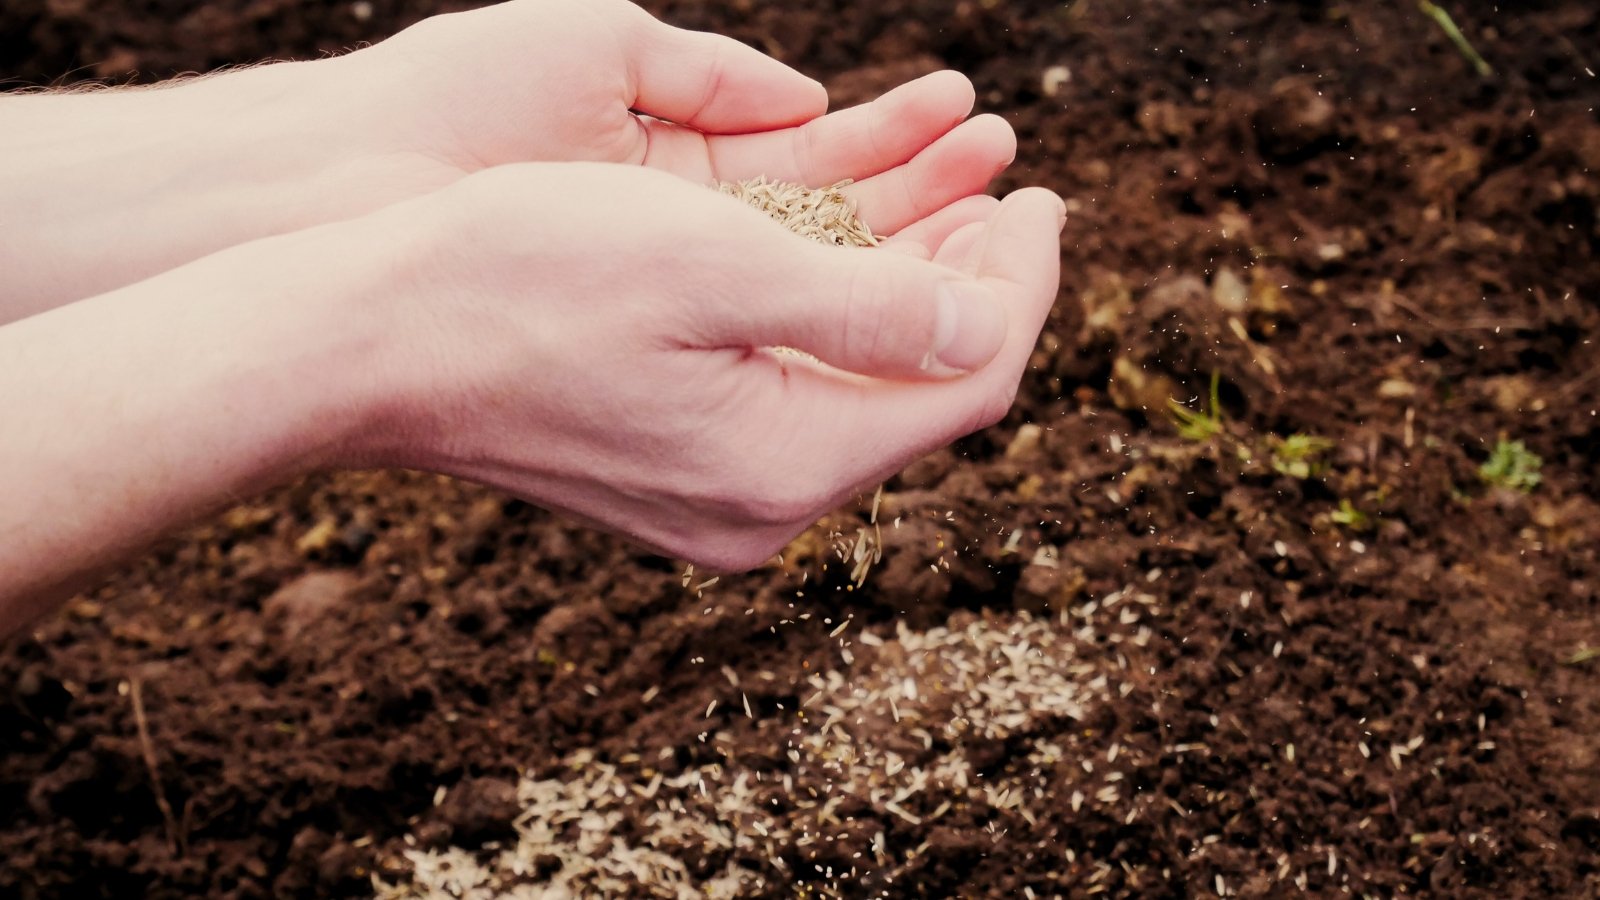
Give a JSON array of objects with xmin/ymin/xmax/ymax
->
[{"xmin": 4, "ymin": 1, "xmax": 1600, "ymax": 898}]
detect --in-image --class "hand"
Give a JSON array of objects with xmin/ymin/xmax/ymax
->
[
  {"xmin": 0, "ymin": 159, "xmax": 1057, "ymax": 630},
  {"xmin": 353, "ymin": 0, "xmax": 1016, "ymax": 233},
  {"xmin": 0, "ymin": 0, "xmax": 1015, "ymax": 316},
  {"xmin": 347, "ymin": 163, "xmax": 1064, "ymax": 570}
]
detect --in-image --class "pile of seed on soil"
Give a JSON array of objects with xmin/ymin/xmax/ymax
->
[{"xmin": 2, "ymin": 1, "xmax": 1598, "ymax": 898}]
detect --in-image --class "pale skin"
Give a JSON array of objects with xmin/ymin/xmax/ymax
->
[{"xmin": 0, "ymin": 0, "xmax": 1065, "ymax": 637}]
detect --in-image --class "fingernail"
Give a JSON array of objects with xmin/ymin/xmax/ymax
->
[{"xmin": 928, "ymin": 280, "xmax": 1006, "ymax": 374}]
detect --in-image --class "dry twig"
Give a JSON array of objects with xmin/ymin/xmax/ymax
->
[{"xmin": 129, "ymin": 678, "xmax": 185, "ymax": 858}]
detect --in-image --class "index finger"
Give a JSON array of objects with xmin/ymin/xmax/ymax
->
[{"xmin": 617, "ymin": 3, "xmax": 827, "ymax": 132}]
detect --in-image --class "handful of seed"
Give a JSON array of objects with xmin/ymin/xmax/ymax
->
[
  {"xmin": 718, "ymin": 177, "xmax": 879, "ymax": 248},
  {"xmin": 715, "ymin": 178, "xmax": 885, "ymax": 586}
]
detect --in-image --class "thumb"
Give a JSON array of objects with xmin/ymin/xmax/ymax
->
[{"xmin": 742, "ymin": 248, "xmax": 1009, "ymax": 380}]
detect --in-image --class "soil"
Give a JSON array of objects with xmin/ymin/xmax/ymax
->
[{"xmin": 4, "ymin": 1, "xmax": 1600, "ymax": 898}]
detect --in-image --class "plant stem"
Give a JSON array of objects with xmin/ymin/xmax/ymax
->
[{"xmin": 1418, "ymin": 1, "xmax": 1493, "ymax": 78}]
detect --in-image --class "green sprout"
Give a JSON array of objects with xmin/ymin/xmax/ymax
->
[
  {"xmin": 1418, "ymin": 1, "xmax": 1493, "ymax": 77},
  {"xmin": 1167, "ymin": 371, "xmax": 1224, "ymax": 443},
  {"xmin": 1330, "ymin": 499, "xmax": 1372, "ymax": 531},
  {"xmin": 1565, "ymin": 646, "xmax": 1600, "ymax": 667},
  {"xmin": 1269, "ymin": 433, "xmax": 1335, "ymax": 479},
  {"xmin": 1478, "ymin": 439, "xmax": 1542, "ymax": 493}
]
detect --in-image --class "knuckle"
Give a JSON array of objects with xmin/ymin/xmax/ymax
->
[{"xmin": 840, "ymin": 262, "xmax": 920, "ymax": 368}]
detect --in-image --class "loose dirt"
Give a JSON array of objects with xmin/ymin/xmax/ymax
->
[{"xmin": 3, "ymin": 1, "xmax": 1598, "ymax": 898}]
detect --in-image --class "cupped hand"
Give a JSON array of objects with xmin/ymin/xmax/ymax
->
[
  {"xmin": 2, "ymin": 0, "xmax": 1014, "ymax": 317},
  {"xmin": 346, "ymin": 163, "xmax": 1063, "ymax": 571},
  {"xmin": 328, "ymin": 0, "xmax": 1015, "ymax": 234}
]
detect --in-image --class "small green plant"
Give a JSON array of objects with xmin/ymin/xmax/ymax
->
[
  {"xmin": 1478, "ymin": 439, "xmax": 1542, "ymax": 492},
  {"xmin": 1565, "ymin": 646, "xmax": 1600, "ymax": 667},
  {"xmin": 1330, "ymin": 498, "xmax": 1372, "ymax": 531},
  {"xmin": 1269, "ymin": 433, "xmax": 1335, "ymax": 479},
  {"xmin": 1417, "ymin": 1, "xmax": 1493, "ymax": 77},
  {"xmin": 1168, "ymin": 371, "xmax": 1224, "ymax": 442}
]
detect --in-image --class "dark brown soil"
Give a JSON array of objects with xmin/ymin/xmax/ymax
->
[{"xmin": 4, "ymin": 1, "xmax": 1599, "ymax": 898}]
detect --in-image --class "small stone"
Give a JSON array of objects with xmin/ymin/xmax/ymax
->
[
  {"xmin": 1377, "ymin": 379, "xmax": 1417, "ymax": 400},
  {"xmin": 1211, "ymin": 268, "xmax": 1249, "ymax": 313},
  {"xmin": 1256, "ymin": 78, "xmax": 1337, "ymax": 160},
  {"xmin": 434, "ymin": 778, "xmax": 521, "ymax": 844},
  {"xmin": 295, "ymin": 518, "xmax": 340, "ymax": 555},
  {"xmin": 1005, "ymin": 423, "xmax": 1044, "ymax": 460},
  {"xmin": 1108, "ymin": 355, "xmax": 1179, "ymax": 414},
  {"xmin": 263, "ymin": 571, "xmax": 359, "ymax": 637},
  {"xmin": 1041, "ymin": 65, "xmax": 1071, "ymax": 98}
]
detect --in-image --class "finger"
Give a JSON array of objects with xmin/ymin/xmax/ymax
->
[
  {"xmin": 954, "ymin": 187, "xmax": 1067, "ymax": 389},
  {"xmin": 932, "ymin": 220, "xmax": 989, "ymax": 272},
  {"xmin": 620, "ymin": 6, "xmax": 827, "ymax": 132},
  {"xmin": 842, "ymin": 114, "xmax": 1017, "ymax": 234},
  {"xmin": 702, "ymin": 70, "xmax": 974, "ymax": 185},
  {"xmin": 774, "ymin": 189, "xmax": 1066, "ymax": 458},
  {"xmin": 974, "ymin": 187, "xmax": 1068, "ymax": 339},
  {"xmin": 714, "ymin": 247, "xmax": 1007, "ymax": 381},
  {"xmin": 880, "ymin": 195, "xmax": 999, "ymax": 259}
]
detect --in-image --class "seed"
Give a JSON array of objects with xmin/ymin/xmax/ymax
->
[{"xmin": 718, "ymin": 177, "xmax": 880, "ymax": 248}]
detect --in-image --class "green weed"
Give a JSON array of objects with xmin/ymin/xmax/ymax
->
[
  {"xmin": 1418, "ymin": 1, "xmax": 1493, "ymax": 77},
  {"xmin": 1330, "ymin": 499, "xmax": 1372, "ymax": 531},
  {"xmin": 1478, "ymin": 439, "xmax": 1542, "ymax": 493},
  {"xmin": 1168, "ymin": 371, "xmax": 1225, "ymax": 443},
  {"xmin": 1565, "ymin": 647, "xmax": 1599, "ymax": 667},
  {"xmin": 1270, "ymin": 433, "xmax": 1335, "ymax": 479}
]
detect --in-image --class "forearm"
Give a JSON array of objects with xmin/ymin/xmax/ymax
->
[
  {"xmin": 0, "ymin": 223, "xmax": 391, "ymax": 634},
  {"xmin": 0, "ymin": 56, "xmax": 445, "ymax": 322}
]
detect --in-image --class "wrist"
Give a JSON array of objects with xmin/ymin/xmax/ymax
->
[{"xmin": 219, "ymin": 217, "xmax": 430, "ymax": 480}]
